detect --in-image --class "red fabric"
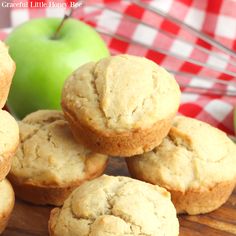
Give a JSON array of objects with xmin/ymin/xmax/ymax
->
[{"xmin": 1, "ymin": 0, "xmax": 236, "ymax": 134}]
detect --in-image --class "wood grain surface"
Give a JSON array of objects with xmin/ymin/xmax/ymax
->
[{"xmin": 2, "ymin": 157, "xmax": 236, "ymax": 236}]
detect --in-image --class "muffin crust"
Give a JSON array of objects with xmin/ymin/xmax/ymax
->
[
  {"xmin": 49, "ymin": 175, "xmax": 179, "ymax": 236},
  {"xmin": 62, "ymin": 55, "xmax": 180, "ymax": 156},
  {"xmin": 0, "ymin": 109, "xmax": 19, "ymax": 181},
  {"xmin": 127, "ymin": 116, "xmax": 236, "ymax": 214},
  {"xmin": 0, "ymin": 41, "xmax": 15, "ymax": 108},
  {"xmin": 0, "ymin": 179, "xmax": 15, "ymax": 234},
  {"xmin": 9, "ymin": 110, "xmax": 108, "ymax": 205}
]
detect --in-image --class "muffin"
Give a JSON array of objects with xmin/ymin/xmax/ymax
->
[
  {"xmin": 62, "ymin": 54, "xmax": 180, "ymax": 157},
  {"xmin": 0, "ymin": 41, "xmax": 15, "ymax": 109},
  {"xmin": 8, "ymin": 110, "xmax": 108, "ymax": 206},
  {"xmin": 0, "ymin": 110, "xmax": 19, "ymax": 181},
  {"xmin": 48, "ymin": 175, "xmax": 179, "ymax": 236},
  {"xmin": 127, "ymin": 116, "xmax": 236, "ymax": 215},
  {"xmin": 0, "ymin": 179, "xmax": 15, "ymax": 234}
]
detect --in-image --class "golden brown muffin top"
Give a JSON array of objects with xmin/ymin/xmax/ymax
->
[
  {"xmin": 130, "ymin": 116, "xmax": 236, "ymax": 191},
  {"xmin": 0, "ymin": 179, "xmax": 14, "ymax": 213},
  {"xmin": 0, "ymin": 110, "xmax": 19, "ymax": 157},
  {"xmin": 62, "ymin": 54, "xmax": 180, "ymax": 132},
  {"xmin": 50, "ymin": 175, "xmax": 179, "ymax": 236},
  {"xmin": 0, "ymin": 41, "xmax": 15, "ymax": 108},
  {"xmin": 11, "ymin": 110, "xmax": 108, "ymax": 186}
]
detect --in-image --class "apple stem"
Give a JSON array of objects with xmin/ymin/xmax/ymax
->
[{"xmin": 51, "ymin": 0, "xmax": 84, "ymax": 40}]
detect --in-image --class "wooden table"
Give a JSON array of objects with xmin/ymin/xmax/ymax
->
[{"xmin": 2, "ymin": 157, "xmax": 236, "ymax": 236}]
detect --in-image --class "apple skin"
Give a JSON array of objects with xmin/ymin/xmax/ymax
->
[{"xmin": 6, "ymin": 18, "xmax": 109, "ymax": 119}]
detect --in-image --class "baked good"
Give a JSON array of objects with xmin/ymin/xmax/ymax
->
[
  {"xmin": 48, "ymin": 175, "xmax": 179, "ymax": 236},
  {"xmin": 9, "ymin": 110, "xmax": 108, "ymax": 206},
  {"xmin": 0, "ymin": 179, "xmax": 15, "ymax": 234},
  {"xmin": 62, "ymin": 54, "xmax": 180, "ymax": 157},
  {"xmin": 0, "ymin": 40, "xmax": 15, "ymax": 109},
  {"xmin": 126, "ymin": 116, "xmax": 236, "ymax": 215},
  {"xmin": 0, "ymin": 109, "xmax": 19, "ymax": 181}
]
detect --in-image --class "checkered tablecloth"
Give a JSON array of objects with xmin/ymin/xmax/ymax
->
[{"xmin": 1, "ymin": 0, "xmax": 236, "ymax": 134}]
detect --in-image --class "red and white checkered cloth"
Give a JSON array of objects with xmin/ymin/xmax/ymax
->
[{"xmin": 1, "ymin": 0, "xmax": 236, "ymax": 134}]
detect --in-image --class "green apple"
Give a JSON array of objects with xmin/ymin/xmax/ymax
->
[{"xmin": 6, "ymin": 18, "xmax": 109, "ymax": 119}]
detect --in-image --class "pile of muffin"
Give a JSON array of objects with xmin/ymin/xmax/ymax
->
[
  {"xmin": 1, "ymin": 42, "xmax": 236, "ymax": 236},
  {"xmin": 0, "ymin": 41, "xmax": 19, "ymax": 234}
]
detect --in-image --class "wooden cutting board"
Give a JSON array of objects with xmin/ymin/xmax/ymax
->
[{"xmin": 2, "ymin": 157, "xmax": 236, "ymax": 236}]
